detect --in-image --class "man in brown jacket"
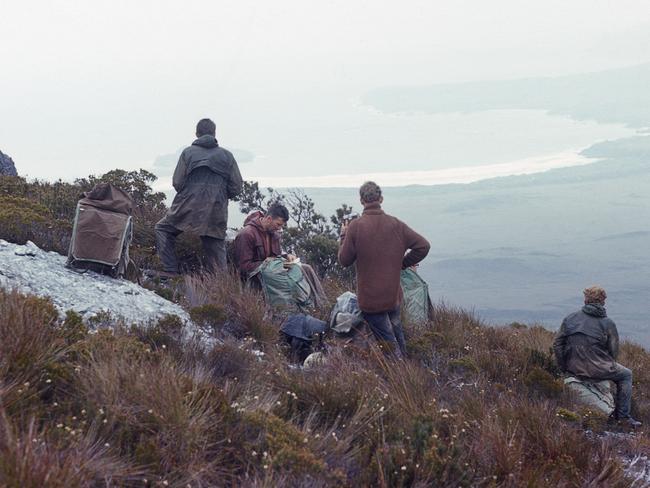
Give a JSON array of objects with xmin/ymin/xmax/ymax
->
[
  {"xmin": 338, "ymin": 181, "xmax": 430, "ymax": 357},
  {"xmin": 553, "ymin": 286, "xmax": 641, "ymax": 428},
  {"xmin": 233, "ymin": 203, "xmax": 288, "ymax": 278},
  {"xmin": 155, "ymin": 118, "xmax": 243, "ymax": 275}
]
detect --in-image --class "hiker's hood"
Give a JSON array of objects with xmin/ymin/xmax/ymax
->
[
  {"xmin": 244, "ymin": 211, "xmax": 266, "ymax": 231},
  {"xmin": 192, "ymin": 135, "xmax": 219, "ymax": 149},
  {"xmin": 583, "ymin": 303, "xmax": 607, "ymax": 318},
  {"xmin": 80, "ymin": 183, "xmax": 133, "ymax": 215}
]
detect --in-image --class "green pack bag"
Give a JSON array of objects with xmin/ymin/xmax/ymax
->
[
  {"xmin": 400, "ymin": 268, "xmax": 432, "ymax": 323},
  {"xmin": 251, "ymin": 258, "xmax": 313, "ymax": 309}
]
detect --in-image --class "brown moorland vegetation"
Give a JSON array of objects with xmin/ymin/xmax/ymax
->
[
  {"xmin": 2, "ymin": 275, "xmax": 650, "ymax": 487},
  {"xmin": 2, "ymin": 172, "xmax": 650, "ymax": 486}
]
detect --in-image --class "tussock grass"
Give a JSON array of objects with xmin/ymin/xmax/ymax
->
[
  {"xmin": 2, "ymin": 280, "xmax": 650, "ymax": 486},
  {"xmin": 184, "ymin": 272, "xmax": 277, "ymax": 343},
  {"xmin": 0, "ymin": 413, "xmax": 138, "ymax": 488}
]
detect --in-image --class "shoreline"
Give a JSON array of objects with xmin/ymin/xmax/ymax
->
[{"xmin": 152, "ymin": 148, "xmax": 599, "ymax": 194}]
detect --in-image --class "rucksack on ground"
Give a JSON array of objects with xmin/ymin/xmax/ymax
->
[
  {"xmin": 67, "ymin": 183, "xmax": 135, "ymax": 279},
  {"xmin": 400, "ymin": 268, "xmax": 433, "ymax": 323},
  {"xmin": 329, "ymin": 291, "xmax": 364, "ymax": 334},
  {"xmin": 250, "ymin": 258, "xmax": 313, "ymax": 309}
]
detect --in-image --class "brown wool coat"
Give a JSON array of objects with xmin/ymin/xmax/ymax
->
[
  {"xmin": 233, "ymin": 211, "xmax": 282, "ymax": 276},
  {"xmin": 338, "ymin": 202, "xmax": 430, "ymax": 313}
]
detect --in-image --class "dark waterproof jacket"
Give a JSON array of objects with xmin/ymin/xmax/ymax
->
[
  {"xmin": 553, "ymin": 304, "xmax": 620, "ymax": 378},
  {"xmin": 159, "ymin": 135, "xmax": 243, "ymax": 239},
  {"xmin": 338, "ymin": 202, "xmax": 430, "ymax": 313},
  {"xmin": 233, "ymin": 211, "xmax": 282, "ymax": 276}
]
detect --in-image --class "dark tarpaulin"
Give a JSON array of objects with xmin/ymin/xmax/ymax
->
[{"xmin": 280, "ymin": 314, "xmax": 327, "ymax": 341}]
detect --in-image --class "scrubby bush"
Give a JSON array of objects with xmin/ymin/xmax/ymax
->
[
  {"xmin": 0, "ymin": 194, "xmax": 71, "ymax": 253},
  {"xmin": 0, "ymin": 171, "xmax": 170, "ymax": 271}
]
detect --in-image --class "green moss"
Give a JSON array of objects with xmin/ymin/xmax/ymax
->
[
  {"xmin": 524, "ymin": 367, "xmax": 563, "ymax": 398},
  {"xmin": 578, "ymin": 407, "xmax": 609, "ymax": 431},
  {"xmin": 61, "ymin": 310, "xmax": 88, "ymax": 344},
  {"xmin": 449, "ymin": 356, "xmax": 479, "ymax": 374},
  {"xmin": 0, "ymin": 195, "xmax": 72, "ymax": 253},
  {"xmin": 154, "ymin": 287, "xmax": 174, "ymax": 301},
  {"xmin": 189, "ymin": 304, "xmax": 227, "ymax": 329},
  {"xmin": 556, "ymin": 407, "xmax": 580, "ymax": 423},
  {"xmin": 411, "ymin": 415, "xmax": 436, "ymax": 456},
  {"xmin": 244, "ymin": 411, "xmax": 343, "ymax": 481},
  {"xmin": 84, "ymin": 328, "xmax": 152, "ymax": 360},
  {"xmin": 134, "ymin": 437, "xmax": 163, "ymax": 467},
  {"xmin": 407, "ymin": 330, "xmax": 445, "ymax": 359},
  {"xmin": 509, "ymin": 322, "xmax": 528, "ymax": 329},
  {"xmin": 526, "ymin": 348, "xmax": 562, "ymax": 377},
  {"xmin": 86, "ymin": 310, "xmax": 114, "ymax": 328},
  {"xmin": 133, "ymin": 315, "xmax": 184, "ymax": 351}
]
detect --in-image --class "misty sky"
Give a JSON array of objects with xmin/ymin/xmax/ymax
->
[{"xmin": 2, "ymin": 0, "xmax": 650, "ymax": 183}]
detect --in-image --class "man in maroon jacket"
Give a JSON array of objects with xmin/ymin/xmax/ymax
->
[
  {"xmin": 338, "ymin": 181, "xmax": 430, "ymax": 357},
  {"xmin": 233, "ymin": 203, "xmax": 289, "ymax": 278}
]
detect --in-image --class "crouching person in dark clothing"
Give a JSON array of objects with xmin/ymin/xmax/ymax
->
[
  {"xmin": 155, "ymin": 118, "xmax": 243, "ymax": 275},
  {"xmin": 338, "ymin": 181, "xmax": 430, "ymax": 358},
  {"xmin": 553, "ymin": 286, "xmax": 641, "ymax": 428}
]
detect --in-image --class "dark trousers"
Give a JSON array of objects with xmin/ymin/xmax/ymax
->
[
  {"xmin": 362, "ymin": 308, "xmax": 406, "ymax": 358},
  {"xmin": 598, "ymin": 363, "xmax": 633, "ymax": 419},
  {"xmin": 154, "ymin": 221, "xmax": 226, "ymax": 273}
]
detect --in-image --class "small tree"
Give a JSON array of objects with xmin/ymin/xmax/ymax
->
[{"xmin": 234, "ymin": 181, "xmax": 284, "ymax": 214}]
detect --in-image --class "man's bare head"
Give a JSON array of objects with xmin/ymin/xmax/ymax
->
[
  {"xmin": 359, "ymin": 181, "xmax": 383, "ymax": 205},
  {"xmin": 584, "ymin": 286, "xmax": 607, "ymax": 305},
  {"xmin": 261, "ymin": 203, "xmax": 289, "ymax": 232}
]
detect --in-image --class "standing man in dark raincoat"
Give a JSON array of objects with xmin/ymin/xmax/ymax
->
[
  {"xmin": 553, "ymin": 286, "xmax": 641, "ymax": 428},
  {"xmin": 155, "ymin": 118, "xmax": 243, "ymax": 275}
]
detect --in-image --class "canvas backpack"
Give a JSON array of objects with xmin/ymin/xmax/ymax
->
[
  {"xmin": 400, "ymin": 268, "xmax": 433, "ymax": 324},
  {"xmin": 250, "ymin": 257, "xmax": 313, "ymax": 309},
  {"xmin": 66, "ymin": 183, "xmax": 135, "ymax": 279}
]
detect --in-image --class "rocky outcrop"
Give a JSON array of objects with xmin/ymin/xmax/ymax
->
[
  {"xmin": 0, "ymin": 151, "xmax": 17, "ymax": 176},
  {"xmin": 0, "ymin": 240, "xmax": 192, "ymax": 327}
]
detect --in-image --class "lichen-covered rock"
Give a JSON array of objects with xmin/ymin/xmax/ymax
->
[
  {"xmin": 0, "ymin": 240, "xmax": 192, "ymax": 327},
  {"xmin": 0, "ymin": 150, "xmax": 17, "ymax": 176}
]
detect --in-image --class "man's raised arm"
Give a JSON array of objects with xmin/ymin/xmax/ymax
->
[{"xmin": 338, "ymin": 223, "xmax": 357, "ymax": 268}]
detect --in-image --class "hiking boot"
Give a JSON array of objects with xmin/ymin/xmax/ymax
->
[
  {"xmin": 608, "ymin": 413, "xmax": 642, "ymax": 429},
  {"xmin": 620, "ymin": 417, "xmax": 643, "ymax": 429}
]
